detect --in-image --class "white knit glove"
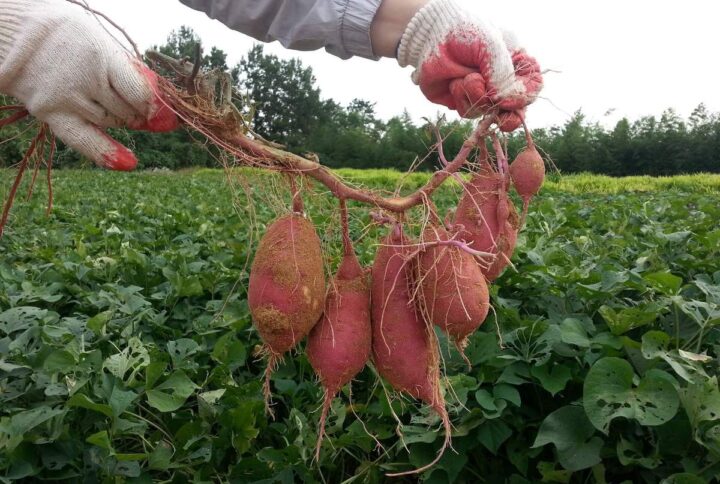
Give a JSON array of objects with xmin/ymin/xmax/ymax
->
[
  {"xmin": 397, "ymin": 0, "xmax": 543, "ymax": 131},
  {"xmin": 0, "ymin": 0, "xmax": 177, "ymax": 170}
]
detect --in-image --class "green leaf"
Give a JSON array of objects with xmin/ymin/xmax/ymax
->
[
  {"xmin": 641, "ymin": 331, "xmax": 709, "ymax": 383},
  {"xmin": 148, "ymin": 442, "xmax": 174, "ymax": 470},
  {"xmin": 583, "ymin": 357, "xmax": 679, "ymax": 433},
  {"xmin": 0, "ymin": 407, "xmax": 65, "ymax": 451},
  {"xmin": 533, "ymin": 405, "xmax": 602, "ymax": 471},
  {"xmin": 616, "ymin": 436, "xmax": 660, "ymax": 469},
  {"xmin": 67, "ymin": 394, "xmax": 113, "ymax": 418},
  {"xmin": 163, "ymin": 268, "xmax": 204, "ymax": 297},
  {"xmin": 445, "ymin": 374, "xmax": 478, "ymax": 407},
  {"xmin": 115, "ymin": 453, "xmax": 147, "ymax": 461},
  {"xmin": 498, "ymin": 363, "xmax": 531, "ymax": 385},
  {"xmin": 679, "ymin": 376, "xmax": 720, "ymax": 428},
  {"xmin": 644, "ymin": 271, "xmax": 683, "ymax": 295},
  {"xmin": 477, "ymin": 420, "xmax": 512, "ymax": 454},
  {"xmin": 474, "ymin": 389, "xmax": 496, "ymax": 411},
  {"xmin": 114, "ymin": 460, "xmax": 141, "ymax": 477},
  {"xmin": 465, "ymin": 332, "xmax": 502, "ymax": 366},
  {"xmin": 599, "ymin": 305, "xmax": 660, "ymax": 335},
  {"xmin": 424, "ymin": 449, "xmax": 467, "ymax": 483},
  {"xmin": 167, "ymin": 338, "xmax": 200, "ymax": 367},
  {"xmin": 103, "ymin": 337, "xmax": 150, "ymax": 383},
  {"xmin": 145, "ymin": 361, "xmax": 167, "ymax": 390},
  {"xmin": 87, "ymin": 311, "xmax": 113, "ymax": 334},
  {"xmin": 661, "ymin": 474, "xmax": 707, "ymax": 484},
  {"xmin": 559, "ymin": 318, "xmax": 591, "ymax": 347},
  {"xmin": 0, "ymin": 307, "xmax": 48, "ymax": 335},
  {"xmin": 494, "ymin": 384, "xmax": 521, "ymax": 407},
  {"xmin": 43, "ymin": 350, "xmax": 77, "ymax": 372},
  {"xmin": 107, "ymin": 387, "xmax": 138, "ymax": 418},
  {"xmin": 146, "ymin": 371, "xmax": 198, "ymax": 412},
  {"xmin": 473, "ymin": 389, "xmax": 507, "ymax": 419},
  {"xmin": 537, "ymin": 461, "xmax": 572, "ymax": 483},
  {"xmin": 86, "ymin": 430, "xmax": 114, "ymax": 452},
  {"xmin": 211, "ymin": 332, "xmax": 247, "ymax": 369},
  {"xmin": 531, "ymin": 363, "xmax": 572, "ymax": 396}
]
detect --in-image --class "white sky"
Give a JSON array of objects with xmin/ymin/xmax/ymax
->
[{"xmin": 86, "ymin": 0, "xmax": 720, "ymax": 129}]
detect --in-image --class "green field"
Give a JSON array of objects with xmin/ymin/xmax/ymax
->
[{"xmin": 1, "ymin": 169, "xmax": 720, "ymax": 483}]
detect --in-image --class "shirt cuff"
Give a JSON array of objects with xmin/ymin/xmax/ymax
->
[{"xmin": 336, "ymin": 0, "xmax": 382, "ymax": 60}]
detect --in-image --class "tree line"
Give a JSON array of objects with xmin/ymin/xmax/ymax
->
[{"xmin": 1, "ymin": 27, "xmax": 718, "ymax": 175}]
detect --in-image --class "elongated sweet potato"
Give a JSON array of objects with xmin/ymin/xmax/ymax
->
[
  {"xmin": 418, "ymin": 223, "xmax": 490, "ymax": 354},
  {"xmin": 454, "ymin": 158, "xmax": 519, "ymax": 281},
  {"xmin": 371, "ymin": 225, "xmax": 450, "ymax": 476},
  {"xmin": 248, "ymin": 213, "xmax": 326, "ymax": 411},
  {"xmin": 306, "ymin": 248, "xmax": 371, "ymax": 459}
]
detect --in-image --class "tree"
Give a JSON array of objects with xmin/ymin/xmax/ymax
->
[
  {"xmin": 235, "ymin": 45, "xmax": 326, "ymax": 151},
  {"xmin": 2, "ymin": 25, "xmax": 720, "ymax": 175}
]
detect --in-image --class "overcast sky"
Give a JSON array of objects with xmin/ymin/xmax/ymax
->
[{"xmin": 86, "ymin": 0, "xmax": 719, "ymax": 129}]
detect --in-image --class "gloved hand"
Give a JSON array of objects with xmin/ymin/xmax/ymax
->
[
  {"xmin": 397, "ymin": 0, "xmax": 543, "ymax": 131},
  {"xmin": 0, "ymin": 0, "xmax": 178, "ymax": 170}
]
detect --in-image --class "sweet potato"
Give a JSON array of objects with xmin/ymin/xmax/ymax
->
[
  {"xmin": 248, "ymin": 213, "xmax": 326, "ymax": 411},
  {"xmin": 306, "ymin": 248, "xmax": 371, "ymax": 459},
  {"xmin": 510, "ymin": 145, "xmax": 544, "ymax": 202},
  {"xmin": 510, "ymin": 144, "xmax": 545, "ymax": 224},
  {"xmin": 371, "ymin": 225, "xmax": 450, "ymax": 476},
  {"xmin": 453, "ymin": 158, "xmax": 519, "ymax": 281},
  {"xmin": 418, "ymin": 224, "xmax": 490, "ymax": 354}
]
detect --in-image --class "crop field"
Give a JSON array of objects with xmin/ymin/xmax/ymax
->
[{"xmin": 1, "ymin": 169, "xmax": 720, "ymax": 483}]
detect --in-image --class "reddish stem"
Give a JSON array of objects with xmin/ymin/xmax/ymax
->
[
  {"xmin": 490, "ymin": 133, "xmax": 509, "ymax": 176},
  {"xmin": 430, "ymin": 122, "xmax": 450, "ymax": 167},
  {"xmin": 369, "ymin": 211, "xmax": 395, "ymax": 226},
  {"xmin": 0, "ymin": 109, "xmax": 29, "ymax": 128},
  {"xmin": 0, "ymin": 105, "xmax": 26, "ymax": 112},
  {"xmin": 26, "ymin": 126, "xmax": 46, "ymax": 201},
  {"xmin": 228, "ymin": 117, "xmax": 494, "ymax": 213},
  {"xmin": 46, "ymin": 134, "xmax": 56, "ymax": 216},
  {"xmin": 520, "ymin": 116, "xmax": 535, "ymax": 149},
  {"xmin": 0, "ymin": 132, "xmax": 40, "ymax": 236},
  {"xmin": 339, "ymin": 199, "xmax": 354, "ymax": 256},
  {"xmin": 289, "ymin": 175, "xmax": 304, "ymax": 213}
]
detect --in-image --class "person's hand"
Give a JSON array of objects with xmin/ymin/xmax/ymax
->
[
  {"xmin": 396, "ymin": 0, "xmax": 543, "ymax": 131},
  {"xmin": 0, "ymin": 0, "xmax": 178, "ymax": 170}
]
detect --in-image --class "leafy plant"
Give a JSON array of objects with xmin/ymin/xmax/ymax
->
[{"xmin": 1, "ymin": 169, "xmax": 719, "ymax": 482}]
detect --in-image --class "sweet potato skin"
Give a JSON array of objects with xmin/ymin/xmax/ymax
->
[
  {"xmin": 371, "ymin": 227, "xmax": 436, "ymax": 403},
  {"xmin": 371, "ymin": 227, "xmax": 453, "ymax": 477},
  {"xmin": 248, "ymin": 214, "xmax": 326, "ymax": 354},
  {"xmin": 454, "ymin": 161, "xmax": 500, "ymax": 255},
  {"xmin": 307, "ymin": 252, "xmax": 371, "ymax": 393},
  {"xmin": 510, "ymin": 145, "xmax": 545, "ymax": 201},
  {"xmin": 453, "ymin": 161, "xmax": 519, "ymax": 281},
  {"xmin": 419, "ymin": 224, "xmax": 490, "ymax": 344}
]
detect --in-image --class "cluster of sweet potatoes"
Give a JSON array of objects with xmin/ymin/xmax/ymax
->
[{"xmin": 246, "ymin": 139, "xmax": 544, "ymax": 474}]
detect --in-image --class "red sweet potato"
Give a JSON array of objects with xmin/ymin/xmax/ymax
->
[
  {"xmin": 371, "ymin": 225, "xmax": 450, "ymax": 476},
  {"xmin": 418, "ymin": 224, "xmax": 490, "ymax": 354},
  {"xmin": 510, "ymin": 144, "xmax": 545, "ymax": 224},
  {"xmin": 306, "ymin": 248, "xmax": 371, "ymax": 459},
  {"xmin": 510, "ymin": 145, "xmax": 544, "ymax": 202},
  {"xmin": 248, "ymin": 213, "xmax": 326, "ymax": 411},
  {"xmin": 453, "ymin": 158, "xmax": 519, "ymax": 281}
]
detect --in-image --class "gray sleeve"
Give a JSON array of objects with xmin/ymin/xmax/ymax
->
[{"xmin": 178, "ymin": 0, "xmax": 383, "ymax": 60}]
